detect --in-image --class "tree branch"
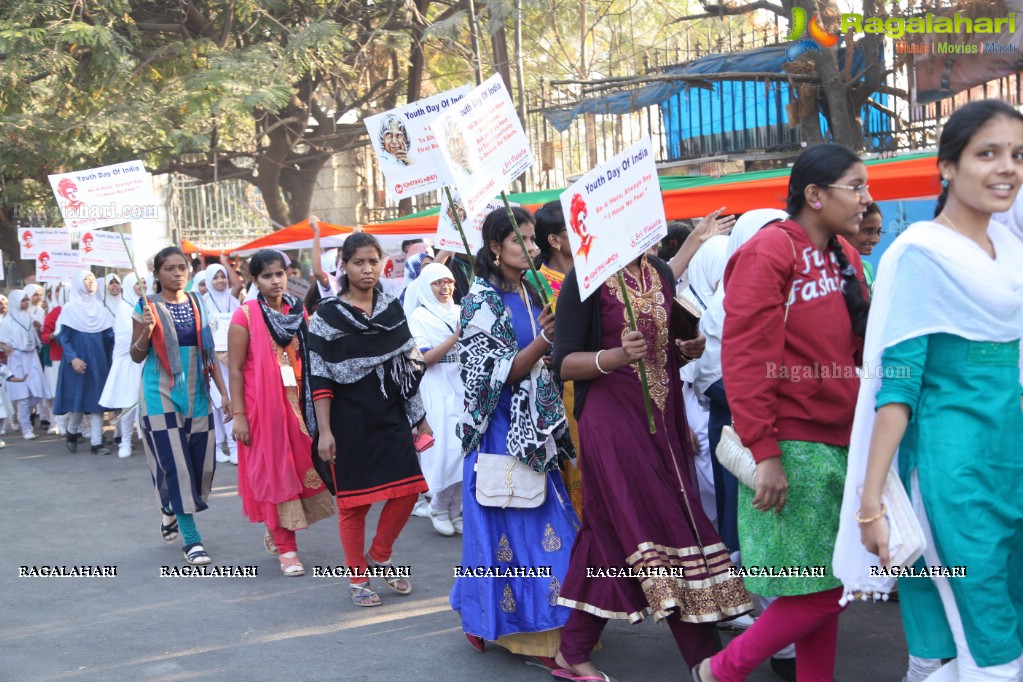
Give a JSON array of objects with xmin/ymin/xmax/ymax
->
[{"xmin": 669, "ymin": 0, "xmax": 785, "ymax": 24}]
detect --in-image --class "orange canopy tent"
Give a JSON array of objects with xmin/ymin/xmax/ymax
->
[
  {"xmin": 180, "ymin": 239, "xmax": 242, "ymax": 259},
  {"xmin": 230, "ymin": 219, "xmax": 355, "ymax": 256}
]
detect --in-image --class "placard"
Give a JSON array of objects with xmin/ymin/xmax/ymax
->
[
  {"xmin": 209, "ymin": 312, "xmax": 233, "ymax": 353},
  {"xmin": 18, "ymin": 228, "xmax": 72, "ymax": 260},
  {"xmin": 430, "ymin": 74, "xmax": 533, "ymax": 217},
  {"xmin": 435, "ymin": 189, "xmax": 507, "ymax": 254},
  {"xmin": 48, "ymin": 160, "xmax": 160, "ymax": 231},
  {"xmin": 286, "ymin": 277, "xmax": 310, "ymax": 300},
  {"xmin": 77, "ymin": 230, "xmax": 133, "ymax": 269},
  {"xmin": 365, "ymin": 86, "xmax": 471, "ymax": 200},
  {"xmin": 559, "ymin": 138, "xmax": 667, "ymax": 301},
  {"xmin": 35, "ymin": 249, "xmax": 84, "ymax": 283}
]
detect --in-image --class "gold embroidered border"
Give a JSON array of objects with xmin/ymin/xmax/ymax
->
[{"xmin": 606, "ymin": 262, "xmax": 670, "ymax": 412}]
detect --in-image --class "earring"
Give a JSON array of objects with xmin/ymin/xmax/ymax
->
[
  {"xmin": 494, "ymin": 253, "xmax": 501, "ymax": 266},
  {"xmin": 941, "ymin": 177, "xmax": 949, "ymax": 189},
  {"xmin": 813, "ymin": 201, "xmax": 822, "ymax": 209},
  {"xmin": 554, "ymin": 244, "xmax": 561, "ymax": 252}
]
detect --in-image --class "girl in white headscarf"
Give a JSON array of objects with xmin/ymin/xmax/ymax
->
[
  {"xmin": 55, "ymin": 271, "xmax": 115, "ymax": 454},
  {"xmin": 202, "ymin": 262, "xmax": 240, "ymax": 464},
  {"xmin": 403, "ymin": 262, "xmax": 463, "ymax": 535},
  {"xmin": 676, "ymin": 235, "xmax": 729, "ymax": 526},
  {"xmin": 99, "ymin": 273, "xmax": 145, "ymax": 458},
  {"xmin": 23, "ymin": 282, "xmax": 54, "ymax": 429},
  {"xmin": 102, "ymin": 274, "xmax": 123, "ymax": 323},
  {"xmin": 0, "ymin": 290, "xmax": 52, "ymax": 439}
]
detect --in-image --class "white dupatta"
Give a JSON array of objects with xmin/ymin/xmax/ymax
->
[{"xmin": 833, "ymin": 220, "xmax": 1023, "ymax": 600}]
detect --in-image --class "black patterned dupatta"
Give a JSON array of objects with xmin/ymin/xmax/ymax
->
[
  {"xmin": 305, "ymin": 290, "xmax": 426, "ymax": 439},
  {"xmin": 255, "ymin": 292, "xmax": 315, "ymax": 433},
  {"xmin": 456, "ymin": 277, "xmax": 575, "ymax": 474}
]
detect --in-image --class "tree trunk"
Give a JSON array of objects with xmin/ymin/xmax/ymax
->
[{"xmin": 399, "ymin": 0, "xmax": 431, "ymax": 216}]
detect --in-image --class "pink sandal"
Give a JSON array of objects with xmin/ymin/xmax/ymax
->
[{"xmin": 278, "ymin": 552, "xmax": 304, "ymax": 576}]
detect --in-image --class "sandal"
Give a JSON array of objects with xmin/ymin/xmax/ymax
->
[
  {"xmin": 692, "ymin": 659, "xmax": 718, "ymax": 682},
  {"xmin": 348, "ymin": 582, "xmax": 382, "ymax": 607},
  {"xmin": 551, "ymin": 670, "xmax": 612, "ymax": 681},
  {"xmin": 279, "ymin": 552, "xmax": 305, "ymax": 577},
  {"xmin": 263, "ymin": 527, "xmax": 278, "ymax": 556},
  {"xmin": 366, "ymin": 554, "xmax": 411, "ymax": 595},
  {"xmin": 183, "ymin": 543, "xmax": 211, "ymax": 566},
  {"xmin": 160, "ymin": 512, "xmax": 179, "ymax": 543}
]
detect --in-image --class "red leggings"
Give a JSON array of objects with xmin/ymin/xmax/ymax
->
[
  {"xmin": 710, "ymin": 588, "xmax": 845, "ymax": 682},
  {"xmin": 268, "ymin": 527, "xmax": 298, "ymax": 555},
  {"xmin": 337, "ymin": 493, "xmax": 417, "ymax": 584}
]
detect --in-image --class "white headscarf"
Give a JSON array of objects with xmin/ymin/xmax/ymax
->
[
  {"xmin": 833, "ymin": 220, "xmax": 1023, "ymax": 599},
  {"xmin": 58, "ymin": 271, "xmax": 113, "ymax": 333},
  {"xmin": 679, "ymin": 235, "xmax": 729, "ymax": 311},
  {"xmin": 191, "ymin": 271, "xmax": 207, "ymax": 296},
  {"xmin": 23, "ymin": 283, "xmax": 45, "ymax": 325},
  {"xmin": 692, "ymin": 209, "xmax": 789, "ymax": 395},
  {"xmin": 121, "ymin": 273, "xmax": 141, "ymax": 309},
  {"xmin": 102, "ymin": 273, "xmax": 122, "ymax": 322},
  {"xmin": 0, "ymin": 290, "xmax": 37, "ymax": 350},
  {"xmin": 0, "ymin": 293, "xmax": 7, "ymax": 322},
  {"xmin": 403, "ymin": 263, "xmax": 458, "ymax": 341},
  {"xmin": 203, "ymin": 263, "xmax": 238, "ymax": 313}
]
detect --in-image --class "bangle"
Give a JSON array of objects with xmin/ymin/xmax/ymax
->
[
  {"xmin": 232, "ymin": 411, "xmax": 246, "ymax": 416},
  {"xmin": 855, "ymin": 503, "xmax": 886, "ymax": 524},
  {"xmin": 594, "ymin": 349, "xmax": 611, "ymax": 375},
  {"xmin": 540, "ymin": 329, "xmax": 553, "ymax": 345},
  {"xmin": 133, "ymin": 340, "xmax": 147, "ymax": 352}
]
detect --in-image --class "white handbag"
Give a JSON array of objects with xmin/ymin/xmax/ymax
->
[
  {"xmin": 877, "ymin": 468, "xmax": 927, "ymax": 568},
  {"xmin": 715, "ymin": 425, "xmax": 758, "ymax": 489},
  {"xmin": 474, "ymin": 453, "xmax": 547, "ymax": 509}
]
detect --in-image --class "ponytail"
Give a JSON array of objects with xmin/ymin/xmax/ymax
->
[
  {"xmin": 933, "ymin": 184, "xmax": 949, "ymax": 218},
  {"xmin": 828, "ymin": 237, "xmax": 869, "ymax": 338}
]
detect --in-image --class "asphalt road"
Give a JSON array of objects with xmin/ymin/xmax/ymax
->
[{"xmin": 1, "ymin": 429, "xmax": 910, "ymax": 681}]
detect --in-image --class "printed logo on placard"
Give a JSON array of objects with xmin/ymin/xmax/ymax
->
[
  {"xmin": 569, "ymin": 194, "xmax": 595, "ymax": 261},
  {"xmin": 38, "ymin": 252, "xmax": 51, "ymax": 271},
  {"xmin": 81, "ymin": 232, "xmax": 94, "ymax": 254},
  {"xmin": 394, "ymin": 183, "xmax": 404, "ymax": 195},
  {"xmin": 22, "ymin": 230, "xmax": 33, "ymax": 250}
]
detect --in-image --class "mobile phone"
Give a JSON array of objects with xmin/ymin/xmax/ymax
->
[{"xmin": 414, "ymin": 433, "xmax": 435, "ymax": 453}]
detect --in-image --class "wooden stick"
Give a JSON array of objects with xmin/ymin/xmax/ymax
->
[
  {"xmin": 442, "ymin": 186, "xmax": 476, "ymax": 277},
  {"xmin": 499, "ymin": 190, "xmax": 549, "ymax": 307},
  {"xmin": 616, "ymin": 271, "xmax": 655, "ymax": 434}
]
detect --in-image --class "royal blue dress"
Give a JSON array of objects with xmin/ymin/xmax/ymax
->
[
  {"xmin": 451, "ymin": 289, "xmax": 579, "ymax": 652},
  {"xmin": 54, "ymin": 327, "xmax": 114, "ymax": 414}
]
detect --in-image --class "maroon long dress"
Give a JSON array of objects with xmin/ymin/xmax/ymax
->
[{"xmin": 556, "ymin": 260, "xmax": 751, "ymax": 624}]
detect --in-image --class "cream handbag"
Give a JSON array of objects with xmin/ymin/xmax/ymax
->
[
  {"xmin": 474, "ymin": 453, "xmax": 547, "ymax": 509},
  {"xmin": 715, "ymin": 426, "xmax": 758, "ymax": 489}
]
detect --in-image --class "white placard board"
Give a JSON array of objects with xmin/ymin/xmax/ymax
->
[
  {"xmin": 559, "ymin": 138, "xmax": 666, "ymax": 300},
  {"xmin": 35, "ymin": 249, "xmax": 84, "ymax": 283},
  {"xmin": 435, "ymin": 189, "xmax": 508, "ymax": 254},
  {"xmin": 18, "ymin": 228, "xmax": 72, "ymax": 260},
  {"xmin": 78, "ymin": 230, "xmax": 133, "ymax": 269},
  {"xmin": 365, "ymin": 86, "xmax": 471, "ymax": 200},
  {"xmin": 209, "ymin": 312, "xmax": 233, "ymax": 353},
  {"xmin": 430, "ymin": 74, "xmax": 533, "ymax": 217},
  {"xmin": 48, "ymin": 160, "xmax": 159, "ymax": 231}
]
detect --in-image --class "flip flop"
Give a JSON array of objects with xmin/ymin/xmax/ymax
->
[{"xmin": 551, "ymin": 669, "xmax": 612, "ymax": 681}]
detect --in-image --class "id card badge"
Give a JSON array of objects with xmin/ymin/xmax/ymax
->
[{"xmin": 280, "ymin": 365, "xmax": 298, "ymax": 387}]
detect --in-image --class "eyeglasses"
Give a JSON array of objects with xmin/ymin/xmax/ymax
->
[
  {"xmin": 826, "ymin": 183, "xmax": 871, "ymax": 197},
  {"xmin": 860, "ymin": 228, "xmax": 886, "ymax": 238}
]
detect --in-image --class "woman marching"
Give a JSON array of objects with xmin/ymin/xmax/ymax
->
[
  {"xmin": 99, "ymin": 274, "xmax": 145, "ymax": 458},
  {"xmin": 551, "ymin": 244, "xmax": 752, "ymax": 682},
  {"xmin": 41, "ymin": 282, "xmax": 70, "ymax": 436},
  {"xmin": 228, "ymin": 249, "xmax": 333, "ymax": 576},
  {"xmin": 54, "ymin": 271, "xmax": 115, "ymax": 455},
  {"xmin": 307, "ymin": 233, "xmax": 431, "ymax": 606},
  {"xmin": 452, "ymin": 207, "xmax": 578, "ymax": 665},
  {"xmin": 403, "ymin": 262, "xmax": 464, "ymax": 536},
  {"xmin": 696, "ymin": 144, "xmax": 871, "ymax": 682},
  {"xmin": 203, "ymin": 260, "xmax": 241, "ymax": 465},
  {"xmin": 130, "ymin": 246, "xmax": 232, "ymax": 566},
  {"xmin": 0, "ymin": 290, "xmax": 53, "ymax": 440},
  {"xmin": 839, "ymin": 99, "xmax": 1023, "ymax": 680}
]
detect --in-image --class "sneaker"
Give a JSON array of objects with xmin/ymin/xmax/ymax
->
[
  {"xmin": 430, "ymin": 509, "xmax": 455, "ymax": 536},
  {"xmin": 215, "ymin": 450, "xmax": 230, "ymax": 463},
  {"xmin": 117, "ymin": 446, "xmax": 132, "ymax": 459},
  {"xmin": 22, "ymin": 431, "xmax": 36, "ymax": 440},
  {"xmin": 411, "ymin": 497, "xmax": 431, "ymax": 518},
  {"xmin": 769, "ymin": 656, "xmax": 797, "ymax": 682},
  {"xmin": 91, "ymin": 444, "xmax": 112, "ymax": 455},
  {"xmin": 717, "ymin": 613, "xmax": 756, "ymax": 631},
  {"xmin": 0, "ymin": 440, "xmax": 6, "ymax": 448},
  {"xmin": 39, "ymin": 420, "xmax": 50, "ymax": 430},
  {"xmin": 229, "ymin": 451, "xmax": 238, "ymax": 465},
  {"xmin": 66, "ymin": 433, "xmax": 79, "ymax": 452}
]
